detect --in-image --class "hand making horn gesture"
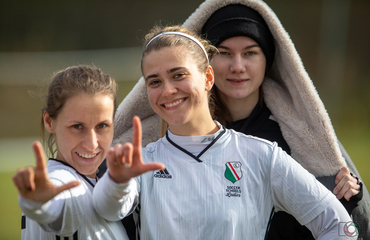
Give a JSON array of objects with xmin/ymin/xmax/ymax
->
[
  {"xmin": 107, "ymin": 116, "xmax": 165, "ymax": 184},
  {"xmin": 12, "ymin": 141, "xmax": 80, "ymax": 203}
]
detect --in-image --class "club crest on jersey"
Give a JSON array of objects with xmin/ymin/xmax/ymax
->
[{"xmin": 225, "ymin": 162, "xmax": 242, "ymax": 183}]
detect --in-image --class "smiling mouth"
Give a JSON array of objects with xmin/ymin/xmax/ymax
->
[
  {"xmin": 163, "ymin": 99, "xmax": 184, "ymax": 108},
  {"xmin": 228, "ymin": 79, "xmax": 247, "ymax": 83},
  {"xmin": 77, "ymin": 152, "xmax": 99, "ymax": 159}
]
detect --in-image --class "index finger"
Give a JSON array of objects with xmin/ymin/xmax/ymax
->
[
  {"xmin": 335, "ymin": 166, "xmax": 349, "ymax": 184},
  {"xmin": 132, "ymin": 116, "xmax": 142, "ymax": 150},
  {"xmin": 32, "ymin": 141, "xmax": 47, "ymax": 172}
]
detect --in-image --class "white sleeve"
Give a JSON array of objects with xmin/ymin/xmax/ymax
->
[
  {"xmin": 93, "ymin": 171, "xmax": 139, "ymax": 221},
  {"xmin": 270, "ymin": 144, "xmax": 335, "ymax": 225},
  {"xmin": 19, "ymin": 180, "xmax": 66, "ymax": 225},
  {"xmin": 305, "ymin": 198, "xmax": 357, "ymax": 239}
]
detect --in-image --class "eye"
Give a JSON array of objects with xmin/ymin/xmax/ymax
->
[
  {"xmin": 72, "ymin": 124, "xmax": 82, "ymax": 129},
  {"xmin": 219, "ymin": 51, "xmax": 230, "ymax": 56},
  {"xmin": 148, "ymin": 79, "xmax": 161, "ymax": 87},
  {"xmin": 173, "ymin": 72, "xmax": 185, "ymax": 79},
  {"xmin": 97, "ymin": 123, "xmax": 108, "ymax": 129},
  {"xmin": 245, "ymin": 51, "xmax": 256, "ymax": 56}
]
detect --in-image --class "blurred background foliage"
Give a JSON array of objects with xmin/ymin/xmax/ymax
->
[{"xmin": 0, "ymin": 0, "xmax": 369, "ymax": 239}]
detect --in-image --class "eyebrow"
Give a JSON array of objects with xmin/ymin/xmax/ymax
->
[
  {"xmin": 217, "ymin": 44, "xmax": 260, "ymax": 51},
  {"xmin": 66, "ymin": 120, "xmax": 112, "ymax": 128},
  {"xmin": 145, "ymin": 67, "xmax": 188, "ymax": 81}
]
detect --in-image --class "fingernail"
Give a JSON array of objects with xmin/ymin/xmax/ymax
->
[
  {"xmin": 124, "ymin": 163, "xmax": 130, "ymax": 168},
  {"xmin": 333, "ymin": 189, "xmax": 338, "ymax": 194}
]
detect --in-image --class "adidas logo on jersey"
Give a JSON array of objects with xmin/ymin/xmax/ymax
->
[{"xmin": 154, "ymin": 168, "xmax": 172, "ymax": 179}]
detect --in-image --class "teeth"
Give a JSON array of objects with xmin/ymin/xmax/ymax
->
[
  {"xmin": 77, "ymin": 152, "xmax": 97, "ymax": 159},
  {"xmin": 164, "ymin": 99, "xmax": 183, "ymax": 108}
]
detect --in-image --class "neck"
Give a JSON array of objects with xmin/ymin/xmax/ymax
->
[
  {"xmin": 221, "ymin": 92, "xmax": 259, "ymax": 122},
  {"xmin": 86, "ymin": 173, "xmax": 97, "ymax": 179},
  {"xmin": 169, "ymin": 113, "xmax": 218, "ymax": 136}
]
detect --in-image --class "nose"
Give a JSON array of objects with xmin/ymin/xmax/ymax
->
[
  {"xmin": 82, "ymin": 129, "xmax": 99, "ymax": 151},
  {"xmin": 161, "ymin": 80, "xmax": 177, "ymax": 98},
  {"xmin": 230, "ymin": 55, "xmax": 246, "ymax": 73}
]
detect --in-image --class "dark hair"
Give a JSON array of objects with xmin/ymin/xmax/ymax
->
[
  {"xmin": 141, "ymin": 25, "xmax": 217, "ymax": 136},
  {"xmin": 41, "ymin": 65, "xmax": 117, "ymax": 156},
  {"xmin": 211, "ymin": 86, "xmax": 264, "ymax": 126}
]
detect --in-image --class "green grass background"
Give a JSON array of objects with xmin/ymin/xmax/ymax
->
[{"xmin": 0, "ymin": 81, "xmax": 369, "ymax": 240}]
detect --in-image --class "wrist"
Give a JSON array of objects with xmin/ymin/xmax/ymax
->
[{"xmin": 108, "ymin": 172, "xmax": 131, "ymax": 184}]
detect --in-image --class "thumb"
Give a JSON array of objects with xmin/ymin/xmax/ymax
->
[
  {"xmin": 140, "ymin": 163, "xmax": 166, "ymax": 174},
  {"xmin": 54, "ymin": 181, "xmax": 81, "ymax": 195}
]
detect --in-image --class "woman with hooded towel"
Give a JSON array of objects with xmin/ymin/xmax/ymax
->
[{"xmin": 110, "ymin": 0, "xmax": 369, "ymax": 239}]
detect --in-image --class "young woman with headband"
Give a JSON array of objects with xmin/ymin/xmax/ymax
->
[{"xmin": 94, "ymin": 26, "xmax": 355, "ymax": 239}]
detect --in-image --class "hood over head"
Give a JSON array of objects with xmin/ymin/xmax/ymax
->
[{"xmin": 183, "ymin": 0, "xmax": 347, "ymax": 177}]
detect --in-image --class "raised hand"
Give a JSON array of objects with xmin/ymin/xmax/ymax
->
[
  {"xmin": 107, "ymin": 116, "xmax": 165, "ymax": 184},
  {"xmin": 333, "ymin": 166, "xmax": 361, "ymax": 201},
  {"xmin": 12, "ymin": 141, "xmax": 80, "ymax": 203}
]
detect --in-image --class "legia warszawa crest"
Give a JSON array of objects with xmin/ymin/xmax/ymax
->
[{"xmin": 224, "ymin": 162, "xmax": 243, "ymax": 183}]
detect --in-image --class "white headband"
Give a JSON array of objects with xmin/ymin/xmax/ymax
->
[{"xmin": 145, "ymin": 32, "xmax": 209, "ymax": 63}]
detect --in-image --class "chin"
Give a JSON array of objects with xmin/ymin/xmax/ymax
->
[{"xmin": 165, "ymin": 117, "xmax": 187, "ymax": 126}]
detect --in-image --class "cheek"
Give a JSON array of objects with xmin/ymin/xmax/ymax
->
[
  {"xmin": 255, "ymin": 64, "xmax": 266, "ymax": 81},
  {"xmin": 106, "ymin": 129, "xmax": 114, "ymax": 143},
  {"xmin": 212, "ymin": 58, "xmax": 228, "ymax": 75},
  {"xmin": 102, "ymin": 136, "xmax": 113, "ymax": 151},
  {"xmin": 213, "ymin": 78, "xmax": 225, "ymax": 92},
  {"xmin": 255, "ymin": 57, "xmax": 267, "ymax": 75},
  {"xmin": 147, "ymin": 90, "xmax": 158, "ymax": 109}
]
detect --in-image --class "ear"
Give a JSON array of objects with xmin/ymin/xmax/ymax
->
[
  {"xmin": 43, "ymin": 111, "xmax": 55, "ymax": 134},
  {"xmin": 205, "ymin": 65, "xmax": 214, "ymax": 92}
]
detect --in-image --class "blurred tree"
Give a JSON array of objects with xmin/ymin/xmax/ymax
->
[
  {"xmin": 317, "ymin": 0, "xmax": 350, "ymax": 123},
  {"xmin": 0, "ymin": 0, "xmax": 203, "ymax": 51}
]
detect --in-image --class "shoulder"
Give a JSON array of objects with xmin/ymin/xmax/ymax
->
[
  {"xmin": 140, "ymin": 137, "xmax": 167, "ymax": 164},
  {"xmin": 227, "ymin": 128, "xmax": 276, "ymax": 149},
  {"xmin": 46, "ymin": 160, "xmax": 80, "ymax": 185},
  {"xmin": 142, "ymin": 136, "xmax": 166, "ymax": 153}
]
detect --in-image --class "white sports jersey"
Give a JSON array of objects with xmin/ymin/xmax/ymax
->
[
  {"xmin": 95, "ymin": 127, "xmax": 343, "ymax": 240},
  {"xmin": 20, "ymin": 159, "xmax": 129, "ymax": 240}
]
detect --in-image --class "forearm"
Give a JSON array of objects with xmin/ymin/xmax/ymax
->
[
  {"xmin": 19, "ymin": 193, "xmax": 65, "ymax": 225},
  {"xmin": 305, "ymin": 198, "xmax": 356, "ymax": 239},
  {"xmin": 93, "ymin": 171, "xmax": 138, "ymax": 221}
]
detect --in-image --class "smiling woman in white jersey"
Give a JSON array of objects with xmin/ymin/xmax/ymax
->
[
  {"xmin": 12, "ymin": 66, "xmax": 130, "ymax": 240},
  {"xmin": 93, "ymin": 26, "xmax": 356, "ymax": 240}
]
